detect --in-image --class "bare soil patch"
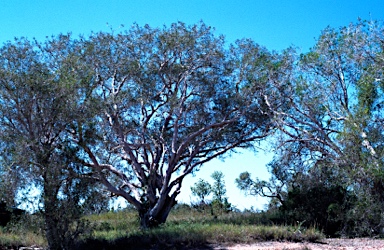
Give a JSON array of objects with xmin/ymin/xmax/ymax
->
[{"xmin": 215, "ymin": 238, "xmax": 384, "ymax": 250}]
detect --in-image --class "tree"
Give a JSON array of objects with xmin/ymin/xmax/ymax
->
[
  {"xmin": 74, "ymin": 22, "xmax": 283, "ymax": 228},
  {"xmin": 210, "ymin": 170, "xmax": 231, "ymax": 213},
  {"xmin": 0, "ymin": 35, "xmax": 101, "ymax": 249},
  {"xmin": 240, "ymin": 20, "xmax": 384, "ymax": 236},
  {"xmin": 190, "ymin": 178, "xmax": 211, "ymax": 204},
  {"xmin": 0, "ymin": 21, "xmax": 293, "ymax": 232},
  {"xmin": 210, "ymin": 171, "xmax": 226, "ymax": 203},
  {"xmin": 291, "ymin": 20, "xmax": 384, "ymax": 236},
  {"xmin": 191, "ymin": 171, "xmax": 231, "ymax": 214}
]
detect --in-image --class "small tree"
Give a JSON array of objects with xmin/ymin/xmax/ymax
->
[
  {"xmin": 210, "ymin": 171, "xmax": 231, "ymax": 213},
  {"xmin": 236, "ymin": 171, "xmax": 285, "ymax": 205},
  {"xmin": 190, "ymin": 179, "xmax": 211, "ymax": 204},
  {"xmin": 192, "ymin": 171, "xmax": 232, "ymax": 214},
  {"xmin": 211, "ymin": 171, "xmax": 226, "ymax": 203}
]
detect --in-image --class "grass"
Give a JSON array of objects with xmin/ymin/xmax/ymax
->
[
  {"xmin": 77, "ymin": 206, "xmax": 324, "ymax": 249},
  {"xmin": 0, "ymin": 226, "xmax": 46, "ymax": 249},
  {"xmin": 0, "ymin": 205, "xmax": 324, "ymax": 249}
]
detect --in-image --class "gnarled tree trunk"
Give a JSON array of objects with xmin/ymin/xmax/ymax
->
[{"xmin": 139, "ymin": 195, "xmax": 177, "ymax": 229}]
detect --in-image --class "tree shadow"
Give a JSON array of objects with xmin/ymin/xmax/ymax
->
[{"xmin": 75, "ymin": 234, "xmax": 225, "ymax": 250}]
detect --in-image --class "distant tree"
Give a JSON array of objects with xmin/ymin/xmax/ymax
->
[
  {"xmin": 190, "ymin": 179, "xmax": 212, "ymax": 204},
  {"xmin": 191, "ymin": 171, "xmax": 231, "ymax": 214},
  {"xmin": 210, "ymin": 171, "xmax": 226, "ymax": 203},
  {"xmin": 210, "ymin": 171, "xmax": 232, "ymax": 213}
]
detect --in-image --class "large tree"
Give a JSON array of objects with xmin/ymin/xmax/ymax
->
[
  {"xmin": 0, "ymin": 35, "xmax": 103, "ymax": 249},
  {"xmin": 0, "ymin": 22, "xmax": 292, "ymax": 232},
  {"xmin": 237, "ymin": 20, "xmax": 384, "ymax": 236},
  {"xmin": 73, "ymin": 22, "xmax": 286, "ymax": 228}
]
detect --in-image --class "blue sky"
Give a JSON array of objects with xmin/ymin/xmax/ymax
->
[{"xmin": 1, "ymin": 1, "xmax": 383, "ymax": 210}]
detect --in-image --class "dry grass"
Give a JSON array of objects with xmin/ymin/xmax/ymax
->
[
  {"xmin": 77, "ymin": 206, "xmax": 324, "ymax": 249},
  {"xmin": 1, "ymin": 205, "xmax": 325, "ymax": 249},
  {"xmin": 0, "ymin": 226, "xmax": 46, "ymax": 249}
]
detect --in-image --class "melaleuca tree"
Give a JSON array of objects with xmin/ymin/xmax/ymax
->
[
  {"xmin": 73, "ymin": 22, "xmax": 285, "ymax": 228},
  {"xmin": 296, "ymin": 20, "xmax": 384, "ymax": 236},
  {"xmin": 0, "ymin": 35, "xmax": 102, "ymax": 249},
  {"xmin": 238, "ymin": 20, "xmax": 384, "ymax": 236}
]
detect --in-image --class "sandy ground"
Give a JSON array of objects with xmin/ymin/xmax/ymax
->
[{"xmin": 215, "ymin": 238, "xmax": 384, "ymax": 250}]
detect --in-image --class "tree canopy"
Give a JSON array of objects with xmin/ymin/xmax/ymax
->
[
  {"xmin": 237, "ymin": 20, "xmax": 384, "ymax": 236},
  {"xmin": 0, "ymin": 22, "xmax": 284, "ymax": 237},
  {"xmin": 1, "ymin": 20, "xmax": 384, "ymax": 249}
]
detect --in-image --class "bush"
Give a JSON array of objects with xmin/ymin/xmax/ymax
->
[{"xmin": 272, "ymin": 184, "xmax": 353, "ymax": 237}]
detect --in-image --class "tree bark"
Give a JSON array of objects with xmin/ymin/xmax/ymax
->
[
  {"xmin": 139, "ymin": 195, "xmax": 177, "ymax": 229},
  {"xmin": 44, "ymin": 212, "xmax": 61, "ymax": 250},
  {"xmin": 44, "ymin": 182, "xmax": 62, "ymax": 250}
]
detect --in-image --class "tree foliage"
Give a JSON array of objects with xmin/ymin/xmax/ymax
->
[
  {"xmin": 237, "ymin": 20, "xmax": 384, "ymax": 237},
  {"xmin": 2, "ymin": 19, "xmax": 383, "ymax": 246},
  {"xmin": 72, "ymin": 22, "xmax": 280, "ymax": 228},
  {"xmin": 0, "ymin": 35, "xmax": 107, "ymax": 249},
  {"xmin": 190, "ymin": 178, "xmax": 212, "ymax": 204},
  {"xmin": 210, "ymin": 171, "xmax": 226, "ymax": 202},
  {"xmin": 0, "ymin": 21, "xmax": 283, "ymax": 239},
  {"xmin": 191, "ymin": 171, "xmax": 231, "ymax": 214}
]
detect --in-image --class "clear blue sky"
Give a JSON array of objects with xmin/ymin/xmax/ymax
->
[{"xmin": 1, "ymin": 1, "xmax": 383, "ymax": 210}]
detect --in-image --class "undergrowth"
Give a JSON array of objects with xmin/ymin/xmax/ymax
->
[
  {"xmin": 76, "ymin": 205, "xmax": 323, "ymax": 249},
  {"xmin": 1, "ymin": 205, "xmax": 324, "ymax": 250},
  {"xmin": 0, "ymin": 224, "xmax": 46, "ymax": 249}
]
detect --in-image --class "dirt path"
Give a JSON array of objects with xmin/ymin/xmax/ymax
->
[{"xmin": 216, "ymin": 238, "xmax": 384, "ymax": 250}]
